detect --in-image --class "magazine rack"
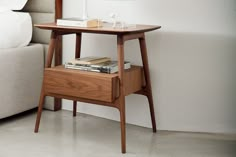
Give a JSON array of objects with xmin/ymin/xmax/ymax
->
[{"xmin": 34, "ymin": 23, "xmax": 161, "ymax": 153}]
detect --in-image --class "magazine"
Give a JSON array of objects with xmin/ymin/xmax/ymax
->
[{"xmin": 65, "ymin": 60, "xmax": 131, "ymax": 74}]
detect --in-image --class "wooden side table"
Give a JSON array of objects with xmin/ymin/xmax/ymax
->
[{"xmin": 34, "ymin": 23, "xmax": 161, "ymax": 153}]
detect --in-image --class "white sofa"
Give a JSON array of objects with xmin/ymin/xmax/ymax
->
[{"xmin": 0, "ymin": 0, "xmax": 61, "ymax": 119}]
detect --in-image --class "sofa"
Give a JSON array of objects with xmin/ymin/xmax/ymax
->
[{"xmin": 0, "ymin": 0, "xmax": 62, "ymax": 119}]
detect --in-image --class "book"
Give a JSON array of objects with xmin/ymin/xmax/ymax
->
[
  {"xmin": 65, "ymin": 60, "xmax": 131, "ymax": 74},
  {"xmin": 67, "ymin": 56, "xmax": 111, "ymax": 65},
  {"xmin": 57, "ymin": 18, "xmax": 101, "ymax": 27}
]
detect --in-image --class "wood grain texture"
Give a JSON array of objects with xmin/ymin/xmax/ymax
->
[
  {"xmin": 43, "ymin": 66, "xmax": 143, "ymax": 103},
  {"xmin": 35, "ymin": 23, "xmax": 161, "ymax": 35},
  {"xmin": 123, "ymin": 66, "xmax": 143, "ymax": 96},
  {"xmin": 44, "ymin": 69, "xmax": 115, "ymax": 102}
]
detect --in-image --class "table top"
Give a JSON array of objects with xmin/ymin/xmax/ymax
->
[{"xmin": 35, "ymin": 23, "xmax": 161, "ymax": 35}]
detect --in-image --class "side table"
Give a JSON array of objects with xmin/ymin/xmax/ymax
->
[{"xmin": 34, "ymin": 23, "xmax": 161, "ymax": 153}]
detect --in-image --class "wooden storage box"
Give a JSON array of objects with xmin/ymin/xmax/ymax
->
[{"xmin": 43, "ymin": 65, "xmax": 143, "ymax": 102}]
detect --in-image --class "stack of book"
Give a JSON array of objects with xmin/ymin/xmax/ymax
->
[{"xmin": 65, "ymin": 56, "xmax": 131, "ymax": 74}]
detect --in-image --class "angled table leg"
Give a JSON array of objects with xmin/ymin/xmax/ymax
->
[
  {"xmin": 34, "ymin": 86, "xmax": 45, "ymax": 132},
  {"xmin": 73, "ymin": 33, "xmax": 82, "ymax": 117},
  {"xmin": 35, "ymin": 31, "xmax": 58, "ymax": 132},
  {"xmin": 139, "ymin": 35, "xmax": 157, "ymax": 132}
]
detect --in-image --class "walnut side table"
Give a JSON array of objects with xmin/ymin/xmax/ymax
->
[{"xmin": 34, "ymin": 23, "xmax": 161, "ymax": 153}]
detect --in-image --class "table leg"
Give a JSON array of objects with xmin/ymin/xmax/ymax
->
[
  {"xmin": 139, "ymin": 35, "xmax": 157, "ymax": 132},
  {"xmin": 35, "ymin": 31, "xmax": 57, "ymax": 132},
  {"xmin": 75, "ymin": 33, "xmax": 82, "ymax": 57},
  {"xmin": 53, "ymin": 34, "xmax": 63, "ymax": 111},
  {"xmin": 117, "ymin": 35, "xmax": 126, "ymax": 153},
  {"xmin": 73, "ymin": 33, "xmax": 82, "ymax": 117},
  {"xmin": 45, "ymin": 31, "xmax": 57, "ymax": 68},
  {"xmin": 34, "ymin": 86, "xmax": 45, "ymax": 132}
]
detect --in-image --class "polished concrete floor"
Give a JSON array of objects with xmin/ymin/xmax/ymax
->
[{"xmin": 0, "ymin": 110, "xmax": 235, "ymax": 157}]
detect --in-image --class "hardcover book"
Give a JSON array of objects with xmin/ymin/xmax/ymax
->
[
  {"xmin": 57, "ymin": 18, "xmax": 101, "ymax": 27},
  {"xmin": 67, "ymin": 56, "xmax": 111, "ymax": 65}
]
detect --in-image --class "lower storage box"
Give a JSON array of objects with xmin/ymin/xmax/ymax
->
[{"xmin": 43, "ymin": 65, "xmax": 143, "ymax": 102}]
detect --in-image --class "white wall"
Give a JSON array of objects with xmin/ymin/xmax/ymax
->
[{"xmin": 62, "ymin": 0, "xmax": 236, "ymax": 134}]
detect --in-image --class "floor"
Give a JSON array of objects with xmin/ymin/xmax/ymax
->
[{"xmin": 0, "ymin": 110, "xmax": 235, "ymax": 157}]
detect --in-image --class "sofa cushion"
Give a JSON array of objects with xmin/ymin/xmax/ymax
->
[{"xmin": 0, "ymin": 44, "xmax": 44, "ymax": 119}]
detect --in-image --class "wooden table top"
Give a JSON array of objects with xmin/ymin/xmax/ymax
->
[{"xmin": 35, "ymin": 22, "xmax": 161, "ymax": 35}]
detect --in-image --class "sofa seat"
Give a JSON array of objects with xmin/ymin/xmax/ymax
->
[{"xmin": 0, "ymin": 44, "xmax": 44, "ymax": 119}]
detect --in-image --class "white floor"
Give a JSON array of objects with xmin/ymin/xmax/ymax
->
[{"xmin": 0, "ymin": 110, "xmax": 235, "ymax": 157}]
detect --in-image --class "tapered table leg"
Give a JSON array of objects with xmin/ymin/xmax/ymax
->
[
  {"xmin": 117, "ymin": 35, "xmax": 126, "ymax": 153},
  {"xmin": 119, "ymin": 104, "xmax": 126, "ymax": 153},
  {"xmin": 54, "ymin": 32, "xmax": 62, "ymax": 111},
  {"xmin": 73, "ymin": 33, "xmax": 82, "ymax": 117},
  {"xmin": 35, "ymin": 87, "xmax": 45, "ymax": 132},
  {"xmin": 139, "ymin": 35, "xmax": 157, "ymax": 132},
  {"xmin": 73, "ymin": 101, "xmax": 77, "ymax": 117},
  {"xmin": 35, "ymin": 31, "xmax": 57, "ymax": 132}
]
